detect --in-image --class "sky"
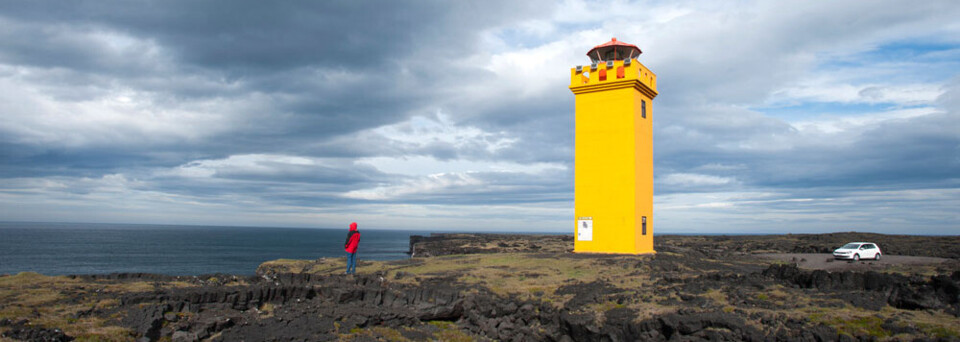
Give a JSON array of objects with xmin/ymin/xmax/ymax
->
[{"xmin": 0, "ymin": 1, "xmax": 957, "ymax": 234}]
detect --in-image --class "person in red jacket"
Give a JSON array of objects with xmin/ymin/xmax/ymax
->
[{"xmin": 344, "ymin": 222, "xmax": 361, "ymax": 274}]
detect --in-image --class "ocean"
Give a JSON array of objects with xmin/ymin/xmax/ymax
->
[{"xmin": 0, "ymin": 222, "xmax": 434, "ymax": 276}]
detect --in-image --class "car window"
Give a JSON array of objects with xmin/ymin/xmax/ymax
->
[
  {"xmin": 842, "ymin": 243, "xmax": 860, "ymax": 249},
  {"xmin": 866, "ymin": 244, "xmax": 876, "ymax": 249}
]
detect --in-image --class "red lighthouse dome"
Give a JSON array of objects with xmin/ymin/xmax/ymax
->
[{"xmin": 587, "ymin": 37, "xmax": 642, "ymax": 63}]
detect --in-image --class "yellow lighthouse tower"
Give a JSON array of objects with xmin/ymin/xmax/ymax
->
[{"xmin": 570, "ymin": 37, "xmax": 657, "ymax": 254}]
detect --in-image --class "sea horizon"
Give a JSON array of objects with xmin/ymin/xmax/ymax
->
[
  {"xmin": 3, "ymin": 221, "xmax": 956, "ymax": 277},
  {"xmin": 2, "ymin": 220, "xmax": 957, "ymax": 236},
  {"xmin": 0, "ymin": 221, "xmax": 428, "ymax": 276}
]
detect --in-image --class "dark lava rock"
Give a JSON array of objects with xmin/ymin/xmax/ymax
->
[
  {"xmin": 658, "ymin": 233, "xmax": 960, "ymax": 259},
  {"xmin": 171, "ymin": 330, "xmax": 198, "ymax": 342},
  {"xmin": 0, "ymin": 319, "xmax": 74, "ymax": 342},
  {"xmin": 555, "ymin": 280, "xmax": 621, "ymax": 308},
  {"xmin": 764, "ymin": 264, "xmax": 960, "ymax": 314},
  {"xmin": 656, "ymin": 311, "xmax": 764, "ymax": 341},
  {"xmin": 106, "ymin": 272, "xmax": 475, "ymax": 341},
  {"xmin": 122, "ymin": 303, "xmax": 168, "ymax": 341}
]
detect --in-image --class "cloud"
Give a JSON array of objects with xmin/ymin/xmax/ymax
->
[
  {"xmin": 0, "ymin": 77, "xmax": 232, "ymax": 148},
  {"xmin": 655, "ymin": 188, "xmax": 959, "ymax": 235},
  {"xmin": 769, "ymin": 82, "xmax": 943, "ymax": 106},
  {"xmin": 358, "ymin": 156, "xmax": 564, "ymax": 177},
  {"xmin": 660, "ymin": 173, "xmax": 736, "ymax": 187},
  {"xmin": 343, "ymin": 172, "xmax": 482, "ymax": 201},
  {"xmin": 371, "ymin": 113, "xmax": 520, "ymax": 158},
  {"xmin": 0, "ymin": 0, "xmax": 957, "ymax": 233}
]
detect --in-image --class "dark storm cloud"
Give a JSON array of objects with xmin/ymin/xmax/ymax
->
[
  {"xmin": 0, "ymin": 0, "xmax": 551, "ymax": 174},
  {"xmin": 0, "ymin": 143, "xmax": 205, "ymax": 178},
  {"xmin": 0, "ymin": 1, "xmax": 530, "ymax": 74}
]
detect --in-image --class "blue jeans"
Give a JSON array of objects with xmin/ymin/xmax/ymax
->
[{"xmin": 346, "ymin": 252, "xmax": 357, "ymax": 274}]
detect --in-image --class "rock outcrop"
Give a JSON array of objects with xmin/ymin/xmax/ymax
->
[
  {"xmin": 91, "ymin": 262, "xmax": 959, "ymax": 341},
  {"xmin": 408, "ymin": 233, "xmax": 573, "ymax": 257},
  {"xmin": 764, "ymin": 264, "xmax": 960, "ymax": 316},
  {"xmin": 0, "ymin": 318, "xmax": 73, "ymax": 342}
]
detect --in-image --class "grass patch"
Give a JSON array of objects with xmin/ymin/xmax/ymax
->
[
  {"xmin": 427, "ymin": 321, "xmax": 455, "ymax": 329},
  {"xmin": 593, "ymin": 301, "xmax": 626, "ymax": 312},
  {"xmin": 825, "ymin": 315, "xmax": 889, "ymax": 338},
  {"xmin": 73, "ymin": 326, "xmax": 135, "ymax": 342},
  {"xmin": 702, "ymin": 289, "xmax": 728, "ymax": 306},
  {"xmin": 257, "ymin": 259, "xmax": 315, "ymax": 274},
  {"xmin": 338, "ymin": 326, "xmax": 410, "ymax": 342},
  {"xmin": 258, "ymin": 303, "xmax": 275, "ymax": 318},
  {"xmin": 0, "ymin": 272, "xmax": 203, "ymax": 341},
  {"xmin": 919, "ymin": 322, "xmax": 960, "ymax": 339},
  {"xmin": 261, "ymin": 252, "xmax": 658, "ymax": 306},
  {"xmin": 429, "ymin": 321, "xmax": 474, "ymax": 342},
  {"xmin": 805, "ymin": 308, "xmax": 892, "ymax": 339}
]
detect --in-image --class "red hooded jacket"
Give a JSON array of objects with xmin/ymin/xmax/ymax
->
[{"xmin": 344, "ymin": 222, "xmax": 360, "ymax": 253}]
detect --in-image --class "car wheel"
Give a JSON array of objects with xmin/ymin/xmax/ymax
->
[
  {"xmin": 875, "ymin": 253, "xmax": 881, "ymax": 261},
  {"xmin": 853, "ymin": 254, "xmax": 859, "ymax": 261}
]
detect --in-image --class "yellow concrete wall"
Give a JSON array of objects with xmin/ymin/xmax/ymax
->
[
  {"xmin": 633, "ymin": 91, "xmax": 654, "ymax": 254},
  {"xmin": 570, "ymin": 59, "xmax": 657, "ymax": 254}
]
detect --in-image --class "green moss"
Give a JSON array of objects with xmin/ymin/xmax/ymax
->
[
  {"xmin": 428, "ymin": 321, "xmax": 474, "ymax": 342},
  {"xmin": 566, "ymin": 268, "xmax": 585, "ymax": 278},
  {"xmin": 825, "ymin": 316, "xmax": 889, "ymax": 338},
  {"xmin": 593, "ymin": 301, "xmax": 626, "ymax": 312},
  {"xmin": 427, "ymin": 320, "xmax": 455, "ymax": 329},
  {"xmin": 73, "ymin": 326, "xmax": 136, "ymax": 342},
  {"xmin": 919, "ymin": 323, "xmax": 960, "ymax": 339},
  {"xmin": 372, "ymin": 327, "xmax": 407, "ymax": 341}
]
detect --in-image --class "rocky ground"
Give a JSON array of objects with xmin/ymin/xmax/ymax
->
[
  {"xmin": 758, "ymin": 254, "xmax": 951, "ymax": 272},
  {"xmin": 1, "ymin": 233, "xmax": 958, "ymax": 342}
]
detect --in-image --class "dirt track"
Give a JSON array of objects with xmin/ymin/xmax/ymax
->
[{"xmin": 757, "ymin": 253, "xmax": 952, "ymax": 271}]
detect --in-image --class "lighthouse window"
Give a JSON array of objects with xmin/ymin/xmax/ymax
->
[{"xmin": 641, "ymin": 100, "xmax": 647, "ymax": 118}]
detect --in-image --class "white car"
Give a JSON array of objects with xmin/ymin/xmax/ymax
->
[{"xmin": 833, "ymin": 242, "xmax": 882, "ymax": 261}]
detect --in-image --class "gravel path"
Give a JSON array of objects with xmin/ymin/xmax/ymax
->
[{"xmin": 757, "ymin": 253, "xmax": 951, "ymax": 271}]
